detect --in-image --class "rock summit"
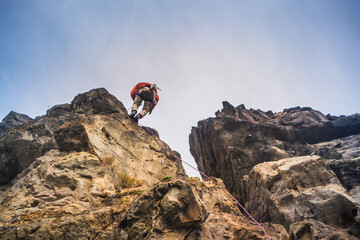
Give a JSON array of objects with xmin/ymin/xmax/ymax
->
[{"xmin": 0, "ymin": 89, "xmax": 287, "ymax": 239}]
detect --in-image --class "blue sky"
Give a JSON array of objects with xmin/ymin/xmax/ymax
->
[{"xmin": 1, "ymin": 0, "xmax": 360, "ymax": 176}]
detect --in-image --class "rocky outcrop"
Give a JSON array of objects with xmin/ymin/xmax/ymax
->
[
  {"xmin": 289, "ymin": 219, "xmax": 359, "ymax": 240},
  {"xmin": 190, "ymin": 102, "xmax": 360, "ymax": 239},
  {"xmin": 119, "ymin": 178, "xmax": 288, "ymax": 240},
  {"xmin": 190, "ymin": 102, "xmax": 360, "ymax": 194},
  {"xmin": 243, "ymin": 156, "xmax": 360, "ymax": 237},
  {"xmin": 0, "ymin": 111, "xmax": 43, "ymax": 184},
  {"xmin": 0, "ymin": 121, "xmax": 57, "ymax": 185},
  {"xmin": 0, "ymin": 89, "xmax": 287, "ymax": 239},
  {"xmin": 0, "ymin": 112, "xmax": 33, "ymax": 137}
]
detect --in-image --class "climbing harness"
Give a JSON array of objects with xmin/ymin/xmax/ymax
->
[{"xmin": 141, "ymin": 125, "xmax": 272, "ymax": 240}]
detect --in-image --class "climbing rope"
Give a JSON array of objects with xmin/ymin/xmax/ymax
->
[{"xmin": 140, "ymin": 125, "xmax": 272, "ymax": 240}]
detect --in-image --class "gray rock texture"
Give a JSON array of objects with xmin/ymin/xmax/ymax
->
[
  {"xmin": 190, "ymin": 102, "xmax": 360, "ymax": 194},
  {"xmin": 0, "ymin": 121, "xmax": 57, "ymax": 185},
  {"xmin": 0, "ymin": 89, "xmax": 287, "ymax": 240},
  {"xmin": 190, "ymin": 102, "xmax": 360, "ymax": 239},
  {"xmin": 243, "ymin": 156, "xmax": 360, "ymax": 236},
  {"xmin": 0, "ymin": 111, "xmax": 33, "ymax": 137},
  {"xmin": 289, "ymin": 219, "xmax": 359, "ymax": 240}
]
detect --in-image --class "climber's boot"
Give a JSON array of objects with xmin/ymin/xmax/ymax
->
[
  {"xmin": 134, "ymin": 114, "xmax": 142, "ymax": 123},
  {"xmin": 129, "ymin": 110, "xmax": 137, "ymax": 118}
]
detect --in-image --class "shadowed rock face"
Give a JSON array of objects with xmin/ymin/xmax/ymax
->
[
  {"xmin": 190, "ymin": 102, "xmax": 360, "ymax": 239},
  {"xmin": 0, "ymin": 88, "xmax": 129, "ymax": 186},
  {"xmin": 0, "ymin": 89, "xmax": 288, "ymax": 240},
  {"xmin": 0, "ymin": 111, "xmax": 33, "ymax": 137},
  {"xmin": 190, "ymin": 102, "xmax": 360, "ymax": 193},
  {"xmin": 0, "ymin": 122, "xmax": 57, "ymax": 185},
  {"xmin": 243, "ymin": 156, "xmax": 360, "ymax": 236},
  {"xmin": 289, "ymin": 219, "xmax": 359, "ymax": 240}
]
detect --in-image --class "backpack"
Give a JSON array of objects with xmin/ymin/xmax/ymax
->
[{"xmin": 131, "ymin": 82, "xmax": 159, "ymax": 110}]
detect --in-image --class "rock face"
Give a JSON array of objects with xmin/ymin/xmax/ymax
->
[
  {"xmin": 0, "ymin": 89, "xmax": 287, "ymax": 240},
  {"xmin": 289, "ymin": 219, "xmax": 359, "ymax": 240},
  {"xmin": 0, "ymin": 120, "xmax": 57, "ymax": 185},
  {"xmin": 119, "ymin": 178, "xmax": 288, "ymax": 240},
  {"xmin": 243, "ymin": 156, "xmax": 360, "ymax": 236},
  {"xmin": 190, "ymin": 102, "xmax": 360, "ymax": 239},
  {"xmin": 0, "ymin": 111, "xmax": 33, "ymax": 137}
]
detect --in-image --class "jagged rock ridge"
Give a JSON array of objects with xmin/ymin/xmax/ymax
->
[
  {"xmin": 0, "ymin": 89, "xmax": 287, "ymax": 239},
  {"xmin": 0, "ymin": 111, "xmax": 34, "ymax": 137},
  {"xmin": 190, "ymin": 101, "xmax": 360, "ymax": 239}
]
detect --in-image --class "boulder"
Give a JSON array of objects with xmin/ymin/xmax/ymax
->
[
  {"xmin": 242, "ymin": 156, "xmax": 360, "ymax": 237},
  {"xmin": 289, "ymin": 219, "xmax": 359, "ymax": 240},
  {"xmin": 71, "ymin": 87, "xmax": 128, "ymax": 116},
  {"xmin": 54, "ymin": 120, "xmax": 93, "ymax": 153}
]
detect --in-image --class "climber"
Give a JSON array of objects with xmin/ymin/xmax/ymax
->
[{"xmin": 129, "ymin": 82, "xmax": 159, "ymax": 123}]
